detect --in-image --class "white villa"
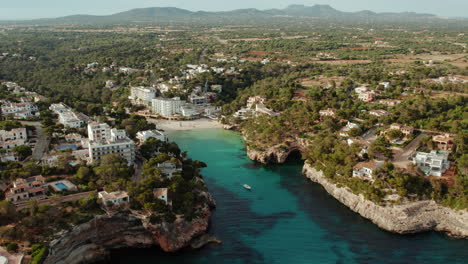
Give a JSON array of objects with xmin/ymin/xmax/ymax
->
[
  {"xmin": 353, "ymin": 160, "xmax": 384, "ymax": 179},
  {"xmin": 157, "ymin": 161, "xmax": 182, "ymax": 178},
  {"xmin": 339, "ymin": 122, "xmax": 361, "ymax": 137},
  {"xmin": 413, "ymin": 151, "xmax": 450, "ymax": 177},
  {"xmin": 98, "ymin": 191, "xmax": 130, "ymax": 206}
]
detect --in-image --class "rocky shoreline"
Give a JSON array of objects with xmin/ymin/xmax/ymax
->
[
  {"xmin": 242, "ymin": 133, "xmax": 468, "ymax": 239},
  {"xmin": 246, "ymin": 138, "xmax": 309, "ymax": 164},
  {"xmin": 44, "ymin": 193, "xmax": 217, "ymax": 264},
  {"xmin": 302, "ymin": 163, "xmax": 468, "ymax": 238}
]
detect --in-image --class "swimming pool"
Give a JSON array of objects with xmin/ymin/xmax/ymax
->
[
  {"xmin": 55, "ymin": 182, "xmax": 68, "ymax": 191},
  {"xmin": 56, "ymin": 144, "xmax": 78, "ymax": 150}
]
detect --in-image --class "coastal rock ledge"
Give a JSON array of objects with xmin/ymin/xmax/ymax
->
[
  {"xmin": 303, "ymin": 163, "xmax": 468, "ymax": 238},
  {"xmin": 246, "ymin": 138, "xmax": 309, "ymax": 164},
  {"xmin": 44, "ymin": 195, "xmax": 216, "ymax": 264}
]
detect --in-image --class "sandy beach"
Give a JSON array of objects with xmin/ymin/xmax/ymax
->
[{"xmin": 148, "ymin": 118, "xmax": 223, "ymax": 131}]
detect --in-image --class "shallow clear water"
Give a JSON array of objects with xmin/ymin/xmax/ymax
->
[{"xmin": 111, "ymin": 128, "xmax": 468, "ymax": 264}]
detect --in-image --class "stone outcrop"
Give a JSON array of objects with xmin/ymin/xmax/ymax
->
[
  {"xmin": 45, "ymin": 193, "xmax": 216, "ymax": 264},
  {"xmin": 303, "ymin": 163, "xmax": 468, "ymax": 238},
  {"xmin": 246, "ymin": 138, "xmax": 309, "ymax": 164}
]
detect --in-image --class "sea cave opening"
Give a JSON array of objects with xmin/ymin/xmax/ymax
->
[{"xmin": 285, "ymin": 149, "xmax": 304, "ymax": 164}]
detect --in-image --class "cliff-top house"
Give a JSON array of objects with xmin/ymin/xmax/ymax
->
[{"xmin": 352, "ymin": 160, "xmax": 384, "ymax": 180}]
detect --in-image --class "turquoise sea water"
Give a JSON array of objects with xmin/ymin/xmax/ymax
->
[{"xmin": 111, "ymin": 129, "xmax": 468, "ymax": 264}]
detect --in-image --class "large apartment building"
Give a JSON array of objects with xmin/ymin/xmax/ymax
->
[
  {"xmin": 152, "ymin": 97, "xmax": 182, "ymax": 117},
  {"xmin": 87, "ymin": 122, "xmax": 136, "ymax": 165},
  {"xmin": 129, "ymin": 86, "xmax": 156, "ymax": 106}
]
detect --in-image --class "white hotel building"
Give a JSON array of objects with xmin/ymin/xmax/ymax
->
[
  {"xmin": 152, "ymin": 97, "xmax": 182, "ymax": 117},
  {"xmin": 87, "ymin": 122, "xmax": 136, "ymax": 165},
  {"xmin": 129, "ymin": 86, "xmax": 156, "ymax": 106}
]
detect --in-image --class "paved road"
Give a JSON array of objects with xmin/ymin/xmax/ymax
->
[
  {"xmin": 20, "ymin": 121, "xmax": 49, "ymax": 160},
  {"xmin": 394, "ymin": 133, "xmax": 428, "ymax": 164},
  {"xmin": 360, "ymin": 125, "xmax": 378, "ymax": 142}
]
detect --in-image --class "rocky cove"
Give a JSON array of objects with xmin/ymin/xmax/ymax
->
[
  {"xmin": 245, "ymin": 140, "xmax": 468, "ymax": 239},
  {"xmin": 44, "ymin": 193, "xmax": 216, "ymax": 264},
  {"xmin": 303, "ymin": 164, "xmax": 468, "ymax": 238}
]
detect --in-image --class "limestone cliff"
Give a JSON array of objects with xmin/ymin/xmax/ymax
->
[
  {"xmin": 45, "ymin": 193, "xmax": 216, "ymax": 264},
  {"xmin": 246, "ymin": 138, "xmax": 309, "ymax": 164},
  {"xmin": 303, "ymin": 163, "xmax": 468, "ymax": 238}
]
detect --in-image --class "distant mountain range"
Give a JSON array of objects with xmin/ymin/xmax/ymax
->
[{"xmin": 3, "ymin": 4, "xmax": 465, "ymax": 25}]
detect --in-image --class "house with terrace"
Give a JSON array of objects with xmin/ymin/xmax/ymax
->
[
  {"xmin": 413, "ymin": 151, "xmax": 450, "ymax": 177},
  {"xmin": 352, "ymin": 160, "xmax": 384, "ymax": 180},
  {"xmin": 339, "ymin": 122, "xmax": 361, "ymax": 137},
  {"xmin": 386, "ymin": 123, "xmax": 414, "ymax": 137},
  {"xmin": 432, "ymin": 134, "xmax": 454, "ymax": 152},
  {"xmin": 98, "ymin": 191, "xmax": 130, "ymax": 206},
  {"xmin": 5, "ymin": 176, "xmax": 46, "ymax": 203}
]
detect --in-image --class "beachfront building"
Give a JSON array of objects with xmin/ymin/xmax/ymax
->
[
  {"xmin": 98, "ymin": 191, "xmax": 130, "ymax": 206},
  {"xmin": 234, "ymin": 108, "xmax": 255, "ymax": 120},
  {"xmin": 432, "ymin": 134, "xmax": 454, "ymax": 152},
  {"xmin": 413, "ymin": 151, "xmax": 450, "ymax": 177},
  {"xmin": 129, "ymin": 86, "xmax": 156, "ymax": 106},
  {"xmin": 87, "ymin": 123, "xmax": 136, "ymax": 165},
  {"xmin": 352, "ymin": 161, "xmax": 383, "ymax": 180},
  {"xmin": 136, "ymin": 130, "xmax": 167, "ymax": 143},
  {"xmin": 153, "ymin": 188, "xmax": 169, "ymax": 204},
  {"xmin": 188, "ymin": 95, "xmax": 208, "ymax": 106},
  {"xmin": 152, "ymin": 97, "xmax": 182, "ymax": 117},
  {"xmin": 180, "ymin": 105, "xmax": 199, "ymax": 118},
  {"xmin": 5, "ymin": 176, "xmax": 46, "ymax": 203}
]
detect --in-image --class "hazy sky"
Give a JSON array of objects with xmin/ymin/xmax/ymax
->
[{"xmin": 1, "ymin": 0, "xmax": 467, "ymax": 20}]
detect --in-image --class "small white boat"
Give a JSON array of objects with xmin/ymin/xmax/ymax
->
[{"xmin": 243, "ymin": 184, "xmax": 252, "ymax": 190}]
